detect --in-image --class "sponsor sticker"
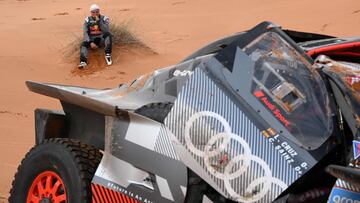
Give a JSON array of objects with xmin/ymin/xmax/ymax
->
[
  {"xmin": 353, "ymin": 140, "xmax": 360, "ymax": 160},
  {"xmin": 173, "ymin": 69, "xmax": 193, "ymax": 77},
  {"xmin": 253, "ymin": 90, "xmax": 291, "ymax": 127},
  {"xmin": 328, "ymin": 187, "xmax": 360, "ymax": 203}
]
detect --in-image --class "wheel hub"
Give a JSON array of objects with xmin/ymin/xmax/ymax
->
[
  {"xmin": 40, "ymin": 198, "xmax": 51, "ymax": 203},
  {"xmin": 26, "ymin": 171, "xmax": 67, "ymax": 203}
]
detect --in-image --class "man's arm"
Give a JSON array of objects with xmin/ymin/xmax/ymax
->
[
  {"xmin": 100, "ymin": 16, "xmax": 110, "ymax": 34},
  {"xmin": 83, "ymin": 17, "xmax": 90, "ymax": 42}
]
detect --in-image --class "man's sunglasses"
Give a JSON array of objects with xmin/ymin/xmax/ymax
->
[{"xmin": 91, "ymin": 10, "xmax": 99, "ymax": 13}]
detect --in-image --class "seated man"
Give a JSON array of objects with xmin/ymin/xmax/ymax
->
[{"xmin": 79, "ymin": 4, "xmax": 112, "ymax": 69}]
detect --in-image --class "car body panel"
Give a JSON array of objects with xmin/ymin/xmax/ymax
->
[{"xmin": 26, "ymin": 21, "xmax": 360, "ymax": 202}]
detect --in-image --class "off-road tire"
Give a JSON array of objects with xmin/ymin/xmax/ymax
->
[{"xmin": 9, "ymin": 138, "xmax": 102, "ymax": 203}]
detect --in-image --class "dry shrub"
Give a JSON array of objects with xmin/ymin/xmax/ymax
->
[
  {"xmin": 65, "ymin": 21, "xmax": 154, "ymax": 57},
  {"xmin": 65, "ymin": 20, "xmax": 156, "ymax": 75}
]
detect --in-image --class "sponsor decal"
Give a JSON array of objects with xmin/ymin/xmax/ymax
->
[
  {"xmin": 353, "ymin": 140, "xmax": 360, "ymax": 160},
  {"xmin": 89, "ymin": 24, "xmax": 102, "ymax": 35},
  {"xmin": 173, "ymin": 69, "xmax": 193, "ymax": 77},
  {"xmin": 92, "ymin": 182, "xmax": 147, "ymax": 203},
  {"xmin": 328, "ymin": 187, "xmax": 360, "ymax": 203},
  {"xmin": 268, "ymin": 134, "xmax": 308, "ymax": 175},
  {"xmin": 93, "ymin": 179, "xmax": 154, "ymax": 203},
  {"xmin": 255, "ymin": 93, "xmax": 310, "ymax": 175},
  {"xmin": 184, "ymin": 111, "xmax": 287, "ymax": 202},
  {"xmin": 253, "ymin": 90, "xmax": 290, "ymax": 127},
  {"xmin": 345, "ymin": 75, "xmax": 360, "ymax": 86},
  {"xmin": 261, "ymin": 128, "xmax": 277, "ymax": 138}
]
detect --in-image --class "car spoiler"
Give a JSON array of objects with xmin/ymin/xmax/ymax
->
[{"xmin": 26, "ymin": 81, "xmax": 125, "ymax": 116}]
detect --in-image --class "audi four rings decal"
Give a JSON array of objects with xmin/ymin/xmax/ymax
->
[
  {"xmin": 184, "ymin": 111, "xmax": 288, "ymax": 202},
  {"xmin": 165, "ymin": 68, "xmax": 302, "ymax": 202}
]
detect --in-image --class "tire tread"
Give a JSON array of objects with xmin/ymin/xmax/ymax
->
[{"xmin": 9, "ymin": 138, "xmax": 102, "ymax": 203}]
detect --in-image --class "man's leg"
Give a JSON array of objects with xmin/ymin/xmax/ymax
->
[
  {"xmin": 103, "ymin": 32, "xmax": 113, "ymax": 65},
  {"xmin": 103, "ymin": 32, "xmax": 112, "ymax": 55},
  {"xmin": 80, "ymin": 41, "xmax": 90, "ymax": 63}
]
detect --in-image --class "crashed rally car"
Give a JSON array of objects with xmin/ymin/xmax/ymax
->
[{"xmin": 9, "ymin": 22, "xmax": 360, "ymax": 203}]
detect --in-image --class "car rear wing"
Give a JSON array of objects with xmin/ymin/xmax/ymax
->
[{"xmin": 26, "ymin": 81, "xmax": 123, "ymax": 116}]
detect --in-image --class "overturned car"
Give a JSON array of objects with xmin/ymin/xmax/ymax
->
[{"xmin": 9, "ymin": 22, "xmax": 360, "ymax": 203}]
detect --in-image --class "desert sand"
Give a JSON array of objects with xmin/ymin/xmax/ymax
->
[{"xmin": 0, "ymin": 0, "xmax": 359, "ymax": 201}]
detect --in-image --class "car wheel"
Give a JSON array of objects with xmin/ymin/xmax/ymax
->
[{"xmin": 9, "ymin": 138, "xmax": 102, "ymax": 203}]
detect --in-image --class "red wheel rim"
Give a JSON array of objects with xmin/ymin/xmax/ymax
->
[{"xmin": 26, "ymin": 171, "xmax": 67, "ymax": 203}]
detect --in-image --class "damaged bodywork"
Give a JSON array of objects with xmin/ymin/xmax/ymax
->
[{"xmin": 11, "ymin": 21, "xmax": 360, "ymax": 203}]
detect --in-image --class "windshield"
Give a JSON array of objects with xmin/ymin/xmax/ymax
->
[{"xmin": 243, "ymin": 32, "xmax": 333, "ymax": 149}]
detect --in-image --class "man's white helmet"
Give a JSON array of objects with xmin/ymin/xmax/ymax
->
[{"xmin": 90, "ymin": 4, "xmax": 100, "ymax": 12}]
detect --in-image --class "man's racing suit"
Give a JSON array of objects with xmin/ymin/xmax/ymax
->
[{"xmin": 80, "ymin": 15, "xmax": 112, "ymax": 63}]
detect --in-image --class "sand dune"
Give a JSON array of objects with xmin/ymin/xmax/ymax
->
[{"xmin": 0, "ymin": 0, "xmax": 359, "ymax": 200}]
